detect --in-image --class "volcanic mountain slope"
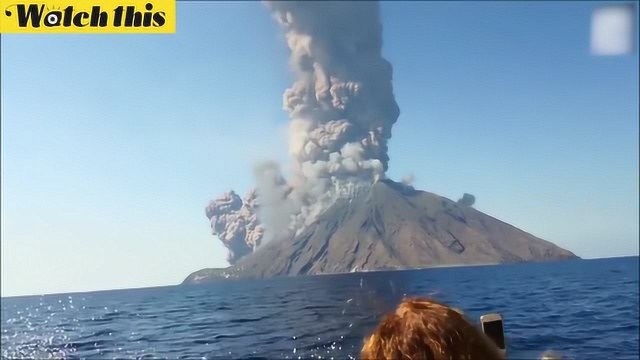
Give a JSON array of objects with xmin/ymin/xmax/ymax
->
[{"xmin": 184, "ymin": 180, "xmax": 578, "ymax": 283}]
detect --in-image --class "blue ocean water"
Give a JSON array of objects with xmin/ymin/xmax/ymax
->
[{"xmin": 1, "ymin": 257, "xmax": 638, "ymax": 359}]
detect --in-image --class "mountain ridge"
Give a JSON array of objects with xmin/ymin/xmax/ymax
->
[{"xmin": 184, "ymin": 179, "xmax": 578, "ymax": 284}]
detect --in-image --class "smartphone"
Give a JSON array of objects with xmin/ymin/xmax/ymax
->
[{"xmin": 480, "ymin": 313, "xmax": 506, "ymax": 355}]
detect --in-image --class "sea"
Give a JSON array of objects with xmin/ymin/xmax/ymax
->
[{"xmin": 1, "ymin": 257, "xmax": 638, "ymax": 359}]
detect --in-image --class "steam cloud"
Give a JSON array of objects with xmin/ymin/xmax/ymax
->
[
  {"xmin": 457, "ymin": 193, "xmax": 476, "ymax": 207},
  {"xmin": 206, "ymin": 1, "xmax": 400, "ymax": 263},
  {"xmin": 401, "ymin": 174, "xmax": 415, "ymax": 186}
]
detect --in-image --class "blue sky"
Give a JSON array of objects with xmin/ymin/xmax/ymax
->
[{"xmin": 2, "ymin": 1, "xmax": 638, "ymax": 297}]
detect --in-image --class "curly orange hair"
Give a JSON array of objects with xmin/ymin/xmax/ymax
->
[{"xmin": 361, "ymin": 297, "xmax": 503, "ymax": 360}]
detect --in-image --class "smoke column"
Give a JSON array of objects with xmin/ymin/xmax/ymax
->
[{"xmin": 207, "ymin": 1, "xmax": 401, "ymax": 263}]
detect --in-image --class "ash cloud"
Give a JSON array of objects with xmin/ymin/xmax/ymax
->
[
  {"xmin": 205, "ymin": 190, "xmax": 264, "ymax": 264},
  {"xmin": 207, "ymin": 1, "xmax": 401, "ymax": 262},
  {"xmin": 457, "ymin": 193, "xmax": 476, "ymax": 207}
]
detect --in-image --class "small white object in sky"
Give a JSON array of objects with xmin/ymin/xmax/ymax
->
[{"xmin": 591, "ymin": 4, "xmax": 636, "ymax": 56}]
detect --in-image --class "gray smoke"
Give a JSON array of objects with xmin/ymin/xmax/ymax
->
[
  {"xmin": 267, "ymin": 0, "xmax": 399, "ymax": 178},
  {"xmin": 207, "ymin": 1, "xmax": 401, "ymax": 262},
  {"xmin": 205, "ymin": 190, "xmax": 264, "ymax": 264},
  {"xmin": 457, "ymin": 193, "xmax": 476, "ymax": 207},
  {"xmin": 252, "ymin": 161, "xmax": 297, "ymax": 242}
]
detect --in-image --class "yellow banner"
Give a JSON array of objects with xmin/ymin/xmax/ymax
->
[{"xmin": 0, "ymin": 0, "xmax": 175, "ymax": 33}]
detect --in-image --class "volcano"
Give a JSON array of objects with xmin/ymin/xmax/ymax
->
[{"xmin": 184, "ymin": 180, "xmax": 578, "ymax": 284}]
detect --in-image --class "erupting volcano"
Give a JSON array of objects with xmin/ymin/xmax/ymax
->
[{"xmin": 184, "ymin": 1, "xmax": 578, "ymax": 284}]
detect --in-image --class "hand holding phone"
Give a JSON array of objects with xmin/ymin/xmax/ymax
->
[{"xmin": 480, "ymin": 313, "xmax": 506, "ymax": 356}]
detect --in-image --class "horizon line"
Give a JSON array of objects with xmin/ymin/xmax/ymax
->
[{"xmin": 2, "ymin": 255, "xmax": 637, "ymax": 299}]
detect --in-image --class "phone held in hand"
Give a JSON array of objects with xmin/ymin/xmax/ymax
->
[{"xmin": 480, "ymin": 313, "xmax": 506, "ymax": 356}]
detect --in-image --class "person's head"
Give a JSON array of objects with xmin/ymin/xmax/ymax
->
[{"xmin": 361, "ymin": 297, "xmax": 502, "ymax": 360}]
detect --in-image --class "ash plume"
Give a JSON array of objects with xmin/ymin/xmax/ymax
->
[
  {"xmin": 205, "ymin": 190, "xmax": 264, "ymax": 264},
  {"xmin": 457, "ymin": 193, "xmax": 476, "ymax": 207},
  {"xmin": 207, "ymin": 1, "xmax": 401, "ymax": 262}
]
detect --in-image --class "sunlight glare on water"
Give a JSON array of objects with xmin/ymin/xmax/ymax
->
[{"xmin": 1, "ymin": 258, "xmax": 638, "ymax": 359}]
